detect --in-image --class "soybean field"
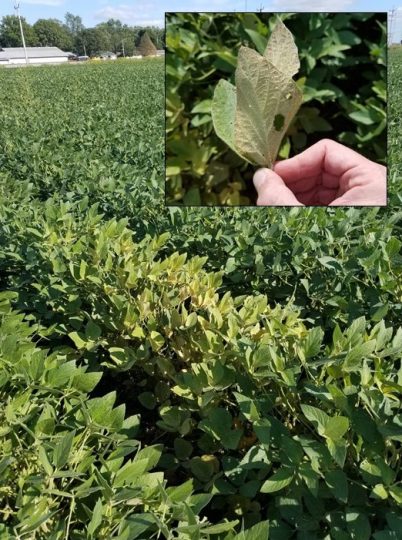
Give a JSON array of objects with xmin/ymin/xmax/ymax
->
[
  {"xmin": 0, "ymin": 59, "xmax": 164, "ymax": 220},
  {"xmin": 0, "ymin": 53, "xmax": 401, "ymax": 539},
  {"xmin": 389, "ymin": 45, "xmax": 402, "ymax": 190}
]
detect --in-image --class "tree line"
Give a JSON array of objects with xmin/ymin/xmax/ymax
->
[{"xmin": 0, "ymin": 12, "xmax": 165, "ymax": 56}]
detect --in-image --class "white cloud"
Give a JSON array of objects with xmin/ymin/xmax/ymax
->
[
  {"xmin": 192, "ymin": 0, "xmax": 235, "ymax": 7},
  {"xmin": 94, "ymin": 3, "xmax": 163, "ymax": 27},
  {"xmin": 21, "ymin": 0, "xmax": 64, "ymax": 6},
  {"xmin": 269, "ymin": 0, "xmax": 355, "ymax": 10}
]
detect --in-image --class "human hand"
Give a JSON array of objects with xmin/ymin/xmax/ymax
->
[{"xmin": 253, "ymin": 139, "xmax": 386, "ymax": 206}]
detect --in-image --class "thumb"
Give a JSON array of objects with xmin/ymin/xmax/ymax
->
[{"xmin": 253, "ymin": 168, "xmax": 303, "ymax": 206}]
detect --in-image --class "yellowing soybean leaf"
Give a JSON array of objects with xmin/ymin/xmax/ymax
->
[
  {"xmin": 149, "ymin": 331, "xmax": 164, "ymax": 351},
  {"xmin": 264, "ymin": 18, "xmax": 300, "ymax": 78},
  {"xmin": 371, "ymin": 483, "xmax": 388, "ymax": 500},
  {"xmin": 68, "ymin": 331, "xmax": 86, "ymax": 349},
  {"xmin": 185, "ymin": 312, "xmax": 198, "ymax": 328},
  {"xmin": 324, "ymin": 416, "xmax": 350, "ymax": 440},
  {"xmin": 234, "ymin": 47, "xmax": 302, "ymax": 168}
]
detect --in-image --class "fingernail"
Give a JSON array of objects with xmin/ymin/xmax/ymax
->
[{"xmin": 253, "ymin": 168, "xmax": 270, "ymax": 190}]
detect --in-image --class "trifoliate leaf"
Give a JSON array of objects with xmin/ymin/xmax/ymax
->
[{"xmin": 211, "ymin": 19, "xmax": 302, "ymax": 169}]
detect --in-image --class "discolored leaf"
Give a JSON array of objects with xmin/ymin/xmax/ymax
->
[
  {"xmin": 234, "ymin": 46, "xmax": 302, "ymax": 168},
  {"xmin": 324, "ymin": 416, "xmax": 350, "ymax": 440},
  {"xmin": 212, "ymin": 19, "xmax": 302, "ymax": 169},
  {"xmin": 264, "ymin": 18, "xmax": 300, "ymax": 78},
  {"xmin": 212, "ymin": 79, "xmax": 240, "ymax": 157}
]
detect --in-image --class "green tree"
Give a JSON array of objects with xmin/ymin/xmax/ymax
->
[
  {"xmin": 119, "ymin": 26, "xmax": 137, "ymax": 56},
  {"xmin": 33, "ymin": 19, "xmax": 73, "ymax": 50},
  {"xmin": 64, "ymin": 12, "xmax": 84, "ymax": 36},
  {"xmin": 0, "ymin": 15, "xmax": 37, "ymax": 47},
  {"xmin": 77, "ymin": 27, "xmax": 112, "ymax": 56},
  {"xmin": 96, "ymin": 19, "xmax": 124, "ymax": 53},
  {"xmin": 64, "ymin": 12, "xmax": 85, "ymax": 53}
]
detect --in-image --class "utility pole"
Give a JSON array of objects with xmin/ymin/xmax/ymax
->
[
  {"xmin": 389, "ymin": 7, "xmax": 396, "ymax": 46},
  {"xmin": 14, "ymin": 2, "xmax": 29, "ymax": 65}
]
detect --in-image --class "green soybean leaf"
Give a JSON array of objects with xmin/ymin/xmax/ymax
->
[
  {"xmin": 260, "ymin": 466, "xmax": 294, "ymax": 493},
  {"xmin": 244, "ymin": 28, "xmax": 268, "ymax": 55},
  {"xmin": 346, "ymin": 511, "xmax": 371, "ymax": 540},
  {"xmin": 202, "ymin": 520, "xmax": 239, "ymax": 534},
  {"xmin": 88, "ymin": 498, "xmax": 103, "ymax": 536},
  {"xmin": 85, "ymin": 320, "xmax": 102, "ymax": 341},
  {"xmin": 302, "ymin": 326, "xmax": 324, "ymax": 359},
  {"xmin": 53, "ymin": 430, "xmax": 75, "ymax": 469},
  {"xmin": 234, "ymin": 520, "xmax": 270, "ymax": 539},
  {"xmin": 301, "ymin": 404, "xmax": 330, "ymax": 436},
  {"xmin": 325, "ymin": 469, "xmax": 349, "ymax": 503},
  {"xmin": 72, "ymin": 371, "xmax": 102, "ymax": 393},
  {"xmin": 166, "ymin": 479, "xmax": 194, "ymax": 502},
  {"xmin": 123, "ymin": 514, "xmax": 155, "ymax": 539},
  {"xmin": 38, "ymin": 446, "xmax": 53, "ymax": 476},
  {"xmin": 327, "ymin": 439, "xmax": 347, "ymax": 468}
]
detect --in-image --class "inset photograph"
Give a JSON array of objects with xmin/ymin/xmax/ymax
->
[{"xmin": 165, "ymin": 12, "xmax": 387, "ymax": 206}]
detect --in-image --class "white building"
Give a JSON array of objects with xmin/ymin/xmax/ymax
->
[{"xmin": 0, "ymin": 47, "xmax": 71, "ymax": 66}]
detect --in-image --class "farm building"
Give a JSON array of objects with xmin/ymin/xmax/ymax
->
[{"xmin": 0, "ymin": 47, "xmax": 71, "ymax": 66}]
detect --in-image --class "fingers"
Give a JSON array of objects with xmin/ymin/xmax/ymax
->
[
  {"xmin": 292, "ymin": 186, "xmax": 338, "ymax": 205},
  {"xmin": 253, "ymin": 141, "xmax": 385, "ymax": 206},
  {"xmin": 331, "ymin": 164, "xmax": 387, "ymax": 205},
  {"xmin": 253, "ymin": 168, "xmax": 304, "ymax": 206},
  {"xmin": 274, "ymin": 139, "xmax": 371, "ymax": 184},
  {"xmin": 316, "ymin": 188, "xmax": 338, "ymax": 205}
]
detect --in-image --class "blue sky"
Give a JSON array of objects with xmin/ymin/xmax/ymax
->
[{"xmin": 0, "ymin": 1, "xmax": 394, "ymax": 36}]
